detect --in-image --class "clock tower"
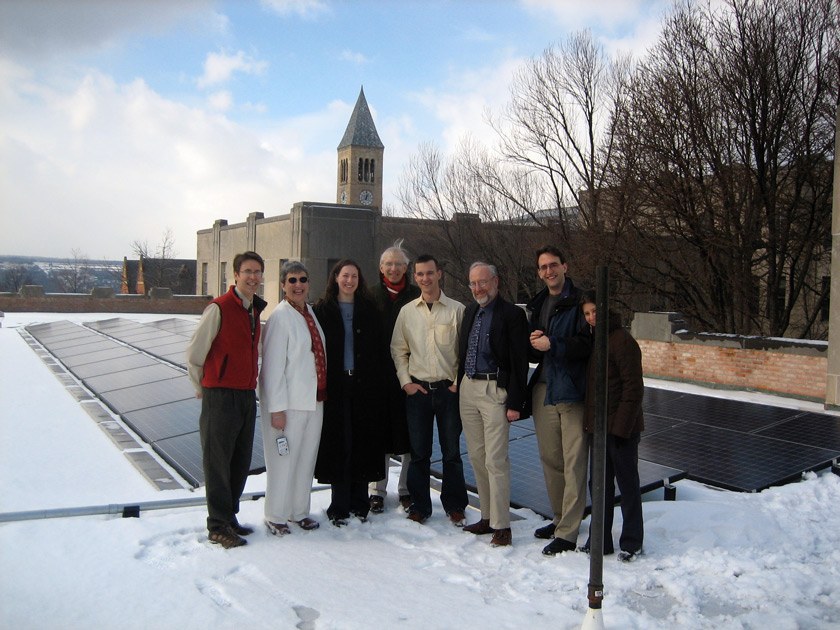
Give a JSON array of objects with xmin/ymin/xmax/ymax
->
[{"xmin": 337, "ymin": 87, "xmax": 384, "ymax": 209}]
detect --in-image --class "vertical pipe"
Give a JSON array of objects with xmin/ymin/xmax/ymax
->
[{"xmin": 586, "ymin": 266, "xmax": 609, "ymax": 615}]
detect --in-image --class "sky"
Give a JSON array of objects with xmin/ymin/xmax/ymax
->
[
  {"xmin": 0, "ymin": 0, "xmax": 673, "ymax": 261},
  {"xmin": 2, "ymin": 311, "xmax": 840, "ymax": 629}
]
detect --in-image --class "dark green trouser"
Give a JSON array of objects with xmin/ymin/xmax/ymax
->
[{"xmin": 199, "ymin": 387, "xmax": 257, "ymax": 531}]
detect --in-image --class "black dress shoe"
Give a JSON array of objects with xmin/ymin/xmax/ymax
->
[
  {"xmin": 578, "ymin": 542, "xmax": 614, "ymax": 556},
  {"xmin": 399, "ymin": 495, "xmax": 412, "ymax": 511},
  {"xmin": 618, "ymin": 549, "xmax": 641, "ymax": 562},
  {"xmin": 542, "ymin": 537, "xmax": 576, "ymax": 556},
  {"xmin": 534, "ymin": 522, "xmax": 555, "ymax": 539},
  {"xmin": 369, "ymin": 495, "xmax": 385, "ymax": 514}
]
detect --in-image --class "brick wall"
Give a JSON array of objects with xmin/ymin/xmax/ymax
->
[
  {"xmin": 637, "ymin": 339, "xmax": 826, "ymax": 400},
  {"xmin": 632, "ymin": 312, "xmax": 827, "ymax": 402},
  {"xmin": 0, "ymin": 287, "xmax": 211, "ymax": 315}
]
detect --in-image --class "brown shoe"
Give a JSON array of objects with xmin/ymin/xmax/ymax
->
[
  {"xmin": 208, "ymin": 525, "xmax": 247, "ymax": 548},
  {"xmin": 369, "ymin": 495, "xmax": 385, "ymax": 514},
  {"xmin": 399, "ymin": 495, "xmax": 412, "ymax": 511},
  {"xmin": 490, "ymin": 528, "xmax": 512, "ymax": 547},
  {"xmin": 447, "ymin": 511, "xmax": 466, "ymax": 527},
  {"xmin": 406, "ymin": 510, "xmax": 428, "ymax": 524},
  {"xmin": 291, "ymin": 517, "xmax": 320, "ymax": 531},
  {"xmin": 265, "ymin": 520, "xmax": 291, "ymax": 537},
  {"xmin": 463, "ymin": 518, "xmax": 493, "ymax": 535}
]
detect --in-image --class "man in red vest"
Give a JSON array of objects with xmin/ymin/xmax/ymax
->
[{"xmin": 187, "ymin": 251, "xmax": 267, "ymax": 548}]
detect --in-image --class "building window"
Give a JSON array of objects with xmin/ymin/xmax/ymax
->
[
  {"xmin": 201, "ymin": 263, "xmax": 208, "ymax": 295},
  {"xmin": 219, "ymin": 261, "xmax": 227, "ymax": 295},
  {"xmin": 370, "ymin": 158, "xmax": 375, "ymax": 183},
  {"xmin": 358, "ymin": 158, "xmax": 363, "ymax": 181}
]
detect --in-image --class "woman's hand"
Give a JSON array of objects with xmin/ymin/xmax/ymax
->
[{"xmin": 271, "ymin": 411, "xmax": 287, "ymax": 431}]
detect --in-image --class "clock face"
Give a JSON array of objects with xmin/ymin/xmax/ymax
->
[
  {"xmin": 360, "ymin": 190, "xmax": 373, "ymax": 205},
  {"xmin": 340, "ymin": 190, "xmax": 347, "ymax": 204}
]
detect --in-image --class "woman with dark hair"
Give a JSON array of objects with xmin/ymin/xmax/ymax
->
[
  {"xmin": 579, "ymin": 290, "xmax": 645, "ymax": 561},
  {"xmin": 314, "ymin": 259, "xmax": 387, "ymax": 525}
]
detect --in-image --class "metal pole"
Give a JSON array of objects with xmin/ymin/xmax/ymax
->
[{"xmin": 582, "ymin": 265, "xmax": 609, "ymax": 630}]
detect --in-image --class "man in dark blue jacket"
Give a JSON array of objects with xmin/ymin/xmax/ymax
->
[{"xmin": 526, "ymin": 246, "xmax": 591, "ymax": 556}]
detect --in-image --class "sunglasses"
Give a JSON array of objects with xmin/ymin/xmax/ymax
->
[{"xmin": 286, "ymin": 276, "xmax": 308, "ymax": 284}]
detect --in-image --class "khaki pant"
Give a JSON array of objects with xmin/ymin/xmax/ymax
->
[
  {"xmin": 532, "ymin": 383, "xmax": 587, "ymax": 543},
  {"xmin": 459, "ymin": 376, "xmax": 511, "ymax": 529}
]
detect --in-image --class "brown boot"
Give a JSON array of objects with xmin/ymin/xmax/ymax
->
[{"xmin": 463, "ymin": 518, "xmax": 493, "ymax": 535}]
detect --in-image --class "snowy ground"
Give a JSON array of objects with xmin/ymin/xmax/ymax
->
[{"xmin": 1, "ymin": 312, "xmax": 840, "ymax": 630}]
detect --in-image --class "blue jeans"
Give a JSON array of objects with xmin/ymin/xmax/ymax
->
[{"xmin": 405, "ymin": 385, "xmax": 467, "ymax": 517}]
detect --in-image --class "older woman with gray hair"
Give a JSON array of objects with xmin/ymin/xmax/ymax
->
[{"xmin": 259, "ymin": 260, "xmax": 327, "ymax": 536}]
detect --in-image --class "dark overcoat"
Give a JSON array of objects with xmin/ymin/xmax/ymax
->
[
  {"xmin": 457, "ymin": 296, "xmax": 530, "ymax": 414},
  {"xmin": 313, "ymin": 295, "xmax": 387, "ymax": 483},
  {"xmin": 583, "ymin": 316, "xmax": 645, "ymax": 438},
  {"xmin": 371, "ymin": 278, "xmax": 420, "ymax": 454}
]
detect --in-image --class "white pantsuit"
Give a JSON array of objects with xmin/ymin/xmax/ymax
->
[
  {"xmin": 261, "ymin": 405, "xmax": 323, "ymax": 522},
  {"xmin": 259, "ymin": 299, "xmax": 326, "ymax": 524}
]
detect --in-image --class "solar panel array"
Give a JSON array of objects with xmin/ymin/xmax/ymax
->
[
  {"xmin": 26, "ymin": 319, "xmax": 265, "ymax": 488},
  {"xmin": 25, "ymin": 317, "xmax": 840, "ymax": 510}
]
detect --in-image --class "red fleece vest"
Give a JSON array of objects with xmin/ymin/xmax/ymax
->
[{"xmin": 200, "ymin": 287, "xmax": 262, "ymax": 390}]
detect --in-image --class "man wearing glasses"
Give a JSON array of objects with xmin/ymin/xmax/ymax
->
[
  {"xmin": 526, "ymin": 246, "xmax": 591, "ymax": 556},
  {"xmin": 457, "ymin": 262, "xmax": 529, "ymax": 547},
  {"xmin": 368, "ymin": 243, "xmax": 420, "ymax": 514},
  {"xmin": 187, "ymin": 251, "xmax": 267, "ymax": 549}
]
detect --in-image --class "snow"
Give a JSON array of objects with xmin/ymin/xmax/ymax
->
[{"xmin": 2, "ymin": 312, "xmax": 840, "ymax": 629}]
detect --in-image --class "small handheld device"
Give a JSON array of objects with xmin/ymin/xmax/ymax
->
[{"xmin": 276, "ymin": 435, "xmax": 289, "ymax": 456}]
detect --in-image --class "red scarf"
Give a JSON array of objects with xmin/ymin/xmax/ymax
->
[
  {"xmin": 383, "ymin": 275, "xmax": 406, "ymax": 302},
  {"xmin": 287, "ymin": 299, "xmax": 327, "ymax": 401}
]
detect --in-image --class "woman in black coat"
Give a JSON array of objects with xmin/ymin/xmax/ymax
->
[
  {"xmin": 579, "ymin": 290, "xmax": 645, "ymax": 561},
  {"xmin": 313, "ymin": 259, "xmax": 387, "ymax": 525}
]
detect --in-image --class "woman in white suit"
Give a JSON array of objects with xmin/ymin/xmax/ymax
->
[{"xmin": 259, "ymin": 261, "xmax": 327, "ymax": 535}]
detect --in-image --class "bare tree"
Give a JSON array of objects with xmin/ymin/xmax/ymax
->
[
  {"xmin": 131, "ymin": 227, "xmax": 181, "ymax": 292},
  {"xmin": 396, "ymin": 140, "xmax": 546, "ymax": 302},
  {"xmin": 51, "ymin": 249, "xmax": 93, "ymax": 293},
  {"xmin": 0, "ymin": 265, "xmax": 33, "ymax": 292},
  {"xmin": 613, "ymin": 0, "xmax": 837, "ymax": 336}
]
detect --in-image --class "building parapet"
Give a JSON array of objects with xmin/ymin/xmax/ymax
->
[{"xmin": 632, "ymin": 311, "xmax": 827, "ymax": 402}]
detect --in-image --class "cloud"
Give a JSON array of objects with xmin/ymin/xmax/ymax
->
[
  {"xmin": 259, "ymin": 0, "xmax": 329, "ymax": 19},
  {"xmin": 0, "ymin": 0, "xmax": 215, "ymax": 62},
  {"xmin": 196, "ymin": 50, "xmax": 268, "ymax": 89},
  {"xmin": 0, "ymin": 64, "xmax": 344, "ymax": 259},
  {"xmin": 339, "ymin": 49, "xmax": 370, "ymax": 65}
]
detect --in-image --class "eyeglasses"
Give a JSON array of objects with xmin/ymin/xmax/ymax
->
[
  {"xmin": 382, "ymin": 262, "xmax": 407, "ymax": 268},
  {"xmin": 239, "ymin": 270, "xmax": 263, "ymax": 277},
  {"xmin": 286, "ymin": 277, "xmax": 308, "ymax": 284},
  {"xmin": 468, "ymin": 279, "xmax": 493, "ymax": 289},
  {"xmin": 538, "ymin": 262, "xmax": 562, "ymax": 272}
]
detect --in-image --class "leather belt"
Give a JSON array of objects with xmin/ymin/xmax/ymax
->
[
  {"xmin": 410, "ymin": 376, "xmax": 453, "ymax": 390},
  {"xmin": 468, "ymin": 373, "xmax": 497, "ymax": 381}
]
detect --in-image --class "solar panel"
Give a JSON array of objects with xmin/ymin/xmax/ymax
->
[
  {"xmin": 26, "ymin": 320, "xmax": 266, "ymax": 489},
  {"xmin": 82, "ymin": 363, "xmax": 183, "ymax": 393},
  {"xmin": 98, "ymin": 376, "xmax": 194, "ymax": 413},
  {"xmin": 71, "ymin": 354, "xmax": 159, "ymax": 378},
  {"xmin": 638, "ymin": 422, "xmax": 839, "ymax": 492},
  {"xmin": 756, "ymin": 412, "xmax": 840, "ymax": 451},
  {"xmin": 645, "ymin": 391, "xmax": 799, "ymax": 432},
  {"xmin": 122, "ymin": 398, "xmax": 200, "ymax": 441}
]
